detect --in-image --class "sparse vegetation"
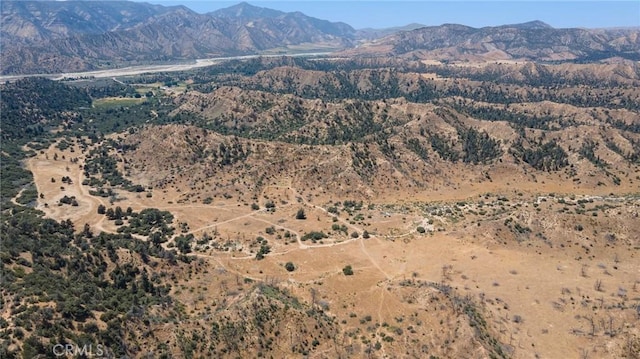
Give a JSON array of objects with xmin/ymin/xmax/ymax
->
[
  {"xmin": 285, "ymin": 262, "xmax": 295, "ymax": 272},
  {"xmin": 342, "ymin": 265, "xmax": 354, "ymax": 276},
  {"xmin": 2, "ymin": 41, "xmax": 639, "ymax": 359},
  {"xmin": 301, "ymin": 231, "xmax": 328, "ymax": 242},
  {"xmin": 295, "ymin": 208, "xmax": 307, "ymax": 220}
]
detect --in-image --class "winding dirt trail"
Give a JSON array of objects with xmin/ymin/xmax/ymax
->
[
  {"xmin": 288, "ymin": 184, "xmax": 393, "ymax": 280},
  {"xmin": 10, "ymin": 187, "xmax": 27, "ymax": 206}
]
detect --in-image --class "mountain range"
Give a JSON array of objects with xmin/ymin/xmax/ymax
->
[
  {"xmin": 345, "ymin": 20, "xmax": 640, "ymax": 62},
  {"xmin": 1, "ymin": 1, "xmax": 355, "ymax": 74},
  {"xmin": 1, "ymin": 1, "xmax": 639, "ymax": 75}
]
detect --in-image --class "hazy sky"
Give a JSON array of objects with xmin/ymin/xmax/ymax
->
[{"xmin": 144, "ymin": 1, "xmax": 640, "ymax": 29}]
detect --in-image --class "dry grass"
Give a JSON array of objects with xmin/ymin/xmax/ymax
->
[{"xmin": 21, "ymin": 131, "xmax": 640, "ymax": 358}]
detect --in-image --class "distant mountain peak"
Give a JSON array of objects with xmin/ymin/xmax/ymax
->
[
  {"xmin": 210, "ymin": 2, "xmax": 285, "ymax": 19},
  {"xmin": 507, "ymin": 20, "xmax": 553, "ymax": 30}
]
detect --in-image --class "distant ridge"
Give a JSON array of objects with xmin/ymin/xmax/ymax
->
[
  {"xmin": 209, "ymin": 2, "xmax": 285, "ymax": 19},
  {"xmin": 0, "ymin": 0, "xmax": 177, "ymax": 43},
  {"xmin": 2, "ymin": 1, "xmax": 639, "ymax": 74},
  {"xmin": 356, "ymin": 23, "xmax": 427, "ymax": 41},
  {"xmin": 504, "ymin": 20, "xmax": 553, "ymax": 30},
  {"xmin": 344, "ymin": 21, "xmax": 640, "ymax": 62}
]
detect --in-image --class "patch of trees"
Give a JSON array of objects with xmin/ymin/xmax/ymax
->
[
  {"xmin": 458, "ymin": 127, "xmax": 503, "ymax": 164},
  {"xmin": 604, "ymin": 137, "xmax": 640, "ymax": 164},
  {"xmin": 607, "ymin": 118, "xmax": 640, "ymax": 134},
  {"xmin": 0, "ymin": 78, "xmax": 91, "ymax": 141},
  {"xmin": 376, "ymin": 135, "xmax": 397, "ymax": 159},
  {"xmin": 441, "ymin": 80, "xmax": 640, "ymax": 111},
  {"xmin": 15, "ymin": 184, "xmax": 38, "ymax": 207},
  {"xmin": 338, "ymin": 200, "xmax": 364, "ymax": 217},
  {"xmin": 579, "ymin": 140, "xmax": 608, "ymax": 168},
  {"xmin": 348, "ymin": 143, "xmax": 377, "ymax": 180},
  {"xmin": 451, "ymin": 101, "xmax": 555, "ymax": 130},
  {"xmin": 331, "ymin": 223, "xmax": 348, "ymax": 235},
  {"xmin": 213, "ymin": 139, "xmax": 250, "ymax": 167},
  {"xmin": 55, "ymin": 139, "xmax": 72, "ymax": 151},
  {"xmin": 173, "ymin": 234, "xmax": 194, "ymax": 254},
  {"xmin": 343, "ymin": 200, "xmax": 363, "ymax": 210},
  {"xmin": 301, "ymin": 231, "xmax": 328, "ymax": 243},
  {"xmin": 510, "ymin": 139, "xmax": 569, "ymax": 171},
  {"xmin": 69, "ymin": 78, "xmax": 137, "ymax": 99},
  {"xmin": 0, "ymin": 144, "xmax": 34, "ymax": 209},
  {"xmin": 89, "ymin": 187, "xmax": 115, "ymax": 198},
  {"xmin": 405, "ymin": 80, "xmax": 438, "ymax": 103},
  {"xmin": 112, "ymin": 208, "xmax": 175, "ymax": 239},
  {"xmin": 192, "ymin": 59, "xmax": 433, "ymax": 103},
  {"xmin": 77, "ymin": 99, "xmax": 177, "ymax": 135},
  {"xmin": 255, "ymin": 243, "xmax": 271, "ymax": 260},
  {"xmin": 58, "ymin": 195, "xmax": 78, "ymax": 206},
  {"xmin": 430, "ymin": 134, "xmax": 460, "ymax": 162},
  {"xmin": 405, "ymin": 138, "xmax": 430, "ymax": 161},
  {"xmin": 264, "ymin": 201, "xmax": 276, "ymax": 213},
  {"xmin": 0, "ymin": 205, "xmax": 177, "ymax": 358},
  {"xmin": 325, "ymin": 105, "xmax": 388, "ymax": 144},
  {"xmin": 83, "ymin": 145, "xmax": 145, "ymax": 192}
]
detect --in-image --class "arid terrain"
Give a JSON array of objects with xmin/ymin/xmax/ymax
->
[
  {"xmin": 0, "ymin": 55, "xmax": 637, "ymax": 358},
  {"xmin": 3, "ymin": 2, "xmax": 640, "ymax": 358},
  {"xmin": 24, "ymin": 130, "xmax": 640, "ymax": 358}
]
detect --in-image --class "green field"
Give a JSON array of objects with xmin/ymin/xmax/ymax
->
[{"xmin": 93, "ymin": 97, "xmax": 146, "ymax": 108}]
